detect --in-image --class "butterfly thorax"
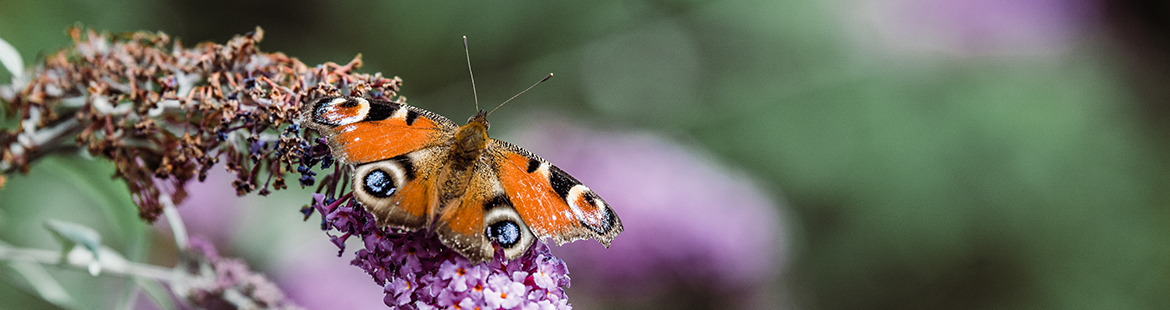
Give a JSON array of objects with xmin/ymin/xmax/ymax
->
[
  {"xmin": 448, "ymin": 111, "xmax": 490, "ymax": 172},
  {"xmin": 435, "ymin": 111, "xmax": 491, "ymax": 207}
]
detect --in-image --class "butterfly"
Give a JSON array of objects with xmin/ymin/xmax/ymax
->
[{"xmin": 299, "ymin": 95, "xmax": 622, "ymax": 263}]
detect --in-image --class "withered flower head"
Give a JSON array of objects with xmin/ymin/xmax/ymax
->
[{"xmin": 0, "ymin": 26, "xmax": 401, "ymax": 220}]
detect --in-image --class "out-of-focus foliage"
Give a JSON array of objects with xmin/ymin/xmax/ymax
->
[{"xmin": 3, "ymin": 0, "xmax": 1170, "ymax": 309}]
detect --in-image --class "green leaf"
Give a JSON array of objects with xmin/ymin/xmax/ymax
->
[
  {"xmin": 3, "ymin": 261, "xmax": 78, "ymax": 309},
  {"xmin": 0, "ymin": 36, "xmax": 23, "ymax": 82},
  {"xmin": 44, "ymin": 219, "xmax": 102, "ymax": 275}
]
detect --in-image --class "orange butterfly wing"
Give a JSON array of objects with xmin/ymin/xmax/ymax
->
[
  {"xmin": 303, "ymin": 97, "xmax": 456, "ymax": 164},
  {"xmin": 302, "ymin": 97, "xmax": 455, "ymax": 229},
  {"xmin": 432, "ymin": 161, "xmax": 537, "ymax": 262},
  {"xmin": 349, "ymin": 147, "xmax": 445, "ymax": 229},
  {"xmin": 489, "ymin": 140, "xmax": 623, "ymax": 247}
]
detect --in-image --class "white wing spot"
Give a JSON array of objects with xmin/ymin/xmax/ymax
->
[
  {"xmin": 391, "ymin": 105, "xmax": 410, "ymax": 120},
  {"xmin": 320, "ymin": 98, "xmax": 369, "ymax": 126},
  {"xmin": 537, "ymin": 163, "xmax": 551, "ymax": 178},
  {"xmin": 565, "ymin": 185, "xmax": 591, "ymax": 221}
]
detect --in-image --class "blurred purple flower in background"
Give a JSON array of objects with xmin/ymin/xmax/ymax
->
[
  {"xmin": 511, "ymin": 118, "xmax": 788, "ymax": 310},
  {"xmin": 848, "ymin": 0, "xmax": 1096, "ymax": 56},
  {"xmin": 168, "ymin": 169, "xmax": 245, "ymax": 246},
  {"xmin": 278, "ymin": 249, "xmax": 387, "ymax": 310}
]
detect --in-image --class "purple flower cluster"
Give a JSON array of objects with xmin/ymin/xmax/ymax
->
[{"xmin": 310, "ymin": 193, "xmax": 573, "ymax": 310}]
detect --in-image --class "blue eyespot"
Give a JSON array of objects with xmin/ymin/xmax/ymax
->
[
  {"xmin": 488, "ymin": 221, "xmax": 521, "ymax": 248},
  {"xmin": 363, "ymin": 169, "xmax": 396, "ymax": 198}
]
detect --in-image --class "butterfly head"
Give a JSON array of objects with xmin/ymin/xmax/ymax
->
[{"xmin": 466, "ymin": 110, "xmax": 490, "ymax": 129}]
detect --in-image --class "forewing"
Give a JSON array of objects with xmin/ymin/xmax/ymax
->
[
  {"xmin": 488, "ymin": 140, "xmax": 622, "ymax": 247},
  {"xmin": 300, "ymin": 97, "xmax": 457, "ymax": 164}
]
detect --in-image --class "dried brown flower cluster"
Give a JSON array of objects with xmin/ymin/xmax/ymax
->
[{"xmin": 0, "ymin": 26, "xmax": 403, "ymax": 220}]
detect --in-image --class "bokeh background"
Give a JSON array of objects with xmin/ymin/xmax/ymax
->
[{"xmin": 3, "ymin": 0, "xmax": 1170, "ymax": 309}]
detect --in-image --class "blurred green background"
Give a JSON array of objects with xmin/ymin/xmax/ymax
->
[{"xmin": 4, "ymin": 0, "xmax": 1170, "ymax": 309}]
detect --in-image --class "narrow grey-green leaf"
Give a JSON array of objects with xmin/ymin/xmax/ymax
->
[
  {"xmin": 3, "ymin": 261, "xmax": 79, "ymax": 309},
  {"xmin": 44, "ymin": 219, "xmax": 103, "ymax": 263},
  {"xmin": 0, "ymin": 37, "xmax": 23, "ymax": 81}
]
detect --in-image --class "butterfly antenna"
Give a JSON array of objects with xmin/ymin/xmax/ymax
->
[
  {"xmin": 488, "ymin": 73, "xmax": 553, "ymax": 116},
  {"xmin": 464, "ymin": 36, "xmax": 480, "ymax": 112}
]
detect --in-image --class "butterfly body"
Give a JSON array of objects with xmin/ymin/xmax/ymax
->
[{"xmin": 301, "ymin": 97, "xmax": 622, "ymax": 262}]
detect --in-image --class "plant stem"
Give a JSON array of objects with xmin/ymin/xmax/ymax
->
[{"xmin": 0, "ymin": 243, "xmax": 174, "ymax": 281}]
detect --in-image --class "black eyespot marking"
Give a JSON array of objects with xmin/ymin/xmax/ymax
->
[
  {"xmin": 548, "ymin": 165, "xmax": 582, "ymax": 199},
  {"xmin": 405, "ymin": 110, "xmax": 420, "ymax": 126},
  {"xmin": 599, "ymin": 208, "xmax": 616, "ymax": 233},
  {"xmin": 487, "ymin": 221, "xmax": 521, "ymax": 248},
  {"xmin": 363, "ymin": 169, "xmax": 396, "ymax": 198},
  {"xmin": 583, "ymin": 192, "xmax": 598, "ymax": 206},
  {"xmin": 579, "ymin": 194, "xmax": 616, "ymax": 235},
  {"xmin": 310, "ymin": 98, "xmax": 371, "ymax": 127},
  {"xmin": 390, "ymin": 154, "xmax": 415, "ymax": 181},
  {"xmin": 311, "ymin": 98, "xmax": 339, "ymax": 126},
  {"xmin": 364, "ymin": 101, "xmax": 400, "ymax": 121},
  {"xmin": 483, "ymin": 194, "xmax": 513, "ymax": 211},
  {"xmin": 525, "ymin": 158, "xmax": 541, "ymax": 174}
]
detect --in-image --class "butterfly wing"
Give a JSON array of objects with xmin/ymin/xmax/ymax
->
[
  {"xmin": 488, "ymin": 140, "xmax": 623, "ymax": 248},
  {"xmin": 301, "ymin": 97, "xmax": 457, "ymax": 164},
  {"xmin": 350, "ymin": 147, "xmax": 445, "ymax": 229},
  {"xmin": 301, "ymin": 97, "xmax": 456, "ymax": 229},
  {"xmin": 432, "ymin": 159, "xmax": 536, "ymax": 262}
]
